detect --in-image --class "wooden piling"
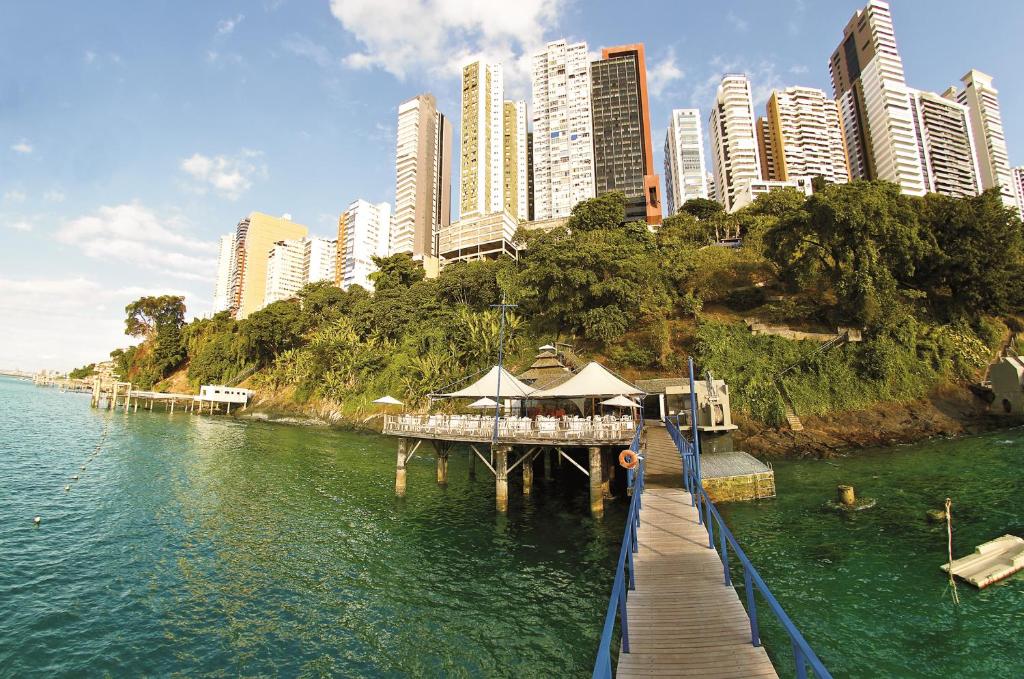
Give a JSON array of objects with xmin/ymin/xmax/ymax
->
[
  {"xmin": 543, "ymin": 449, "xmax": 552, "ymax": 481},
  {"xmin": 469, "ymin": 448, "xmax": 477, "ymax": 480},
  {"xmin": 588, "ymin": 446, "xmax": 604, "ymax": 517},
  {"xmin": 523, "ymin": 452, "xmax": 534, "ymax": 495},
  {"xmin": 436, "ymin": 450, "xmax": 449, "ymax": 486},
  {"xmin": 495, "ymin": 445, "xmax": 509, "ymax": 512},
  {"xmin": 396, "ymin": 438, "xmax": 409, "ymax": 497}
]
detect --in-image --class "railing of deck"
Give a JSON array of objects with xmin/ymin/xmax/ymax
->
[
  {"xmin": 591, "ymin": 418, "xmax": 644, "ymax": 679},
  {"xmin": 663, "ymin": 417, "xmax": 832, "ymax": 679},
  {"xmin": 383, "ymin": 414, "xmax": 637, "ymax": 442}
]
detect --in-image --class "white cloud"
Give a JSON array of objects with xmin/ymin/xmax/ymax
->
[
  {"xmin": 689, "ymin": 57, "xmax": 786, "ymax": 110},
  {"xmin": 217, "ymin": 14, "xmax": 245, "ymax": 35},
  {"xmin": 4, "ymin": 190, "xmax": 26, "ymax": 203},
  {"xmin": 0, "ymin": 276, "xmax": 205, "ymax": 372},
  {"xmin": 726, "ymin": 11, "xmax": 750, "ymax": 33},
  {"xmin": 647, "ymin": 47, "xmax": 685, "ymax": 99},
  {"xmin": 11, "ymin": 139, "xmax": 33, "ymax": 154},
  {"xmin": 7, "ymin": 220, "xmax": 33, "ymax": 232},
  {"xmin": 180, "ymin": 150, "xmax": 267, "ymax": 200},
  {"xmin": 84, "ymin": 50, "xmax": 97, "ymax": 64},
  {"xmin": 327, "ymin": 0, "xmax": 567, "ymax": 95},
  {"xmin": 789, "ymin": 64, "xmax": 809, "ymax": 75},
  {"xmin": 282, "ymin": 34, "xmax": 337, "ymax": 69},
  {"xmin": 44, "ymin": 189, "xmax": 66, "ymax": 203},
  {"xmin": 55, "ymin": 203, "xmax": 217, "ymax": 281}
]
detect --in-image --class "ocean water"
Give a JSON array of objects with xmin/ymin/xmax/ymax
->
[
  {"xmin": 0, "ymin": 377, "xmax": 625, "ymax": 677},
  {"xmin": 720, "ymin": 430, "xmax": 1024, "ymax": 678}
]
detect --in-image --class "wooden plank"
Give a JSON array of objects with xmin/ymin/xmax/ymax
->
[{"xmin": 616, "ymin": 486, "xmax": 778, "ymax": 679}]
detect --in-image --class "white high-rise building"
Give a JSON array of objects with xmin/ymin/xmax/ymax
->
[
  {"xmin": 338, "ymin": 200, "xmax": 392, "ymax": 291},
  {"xmin": 531, "ymin": 39, "xmax": 596, "ymax": 219},
  {"xmin": 830, "ymin": 0, "xmax": 927, "ymax": 196},
  {"xmin": 1012, "ymin": 167, "xmax": 1024, "ymax": 220},
  {"xmin": 264, "ymin": 239, "xmax": 309, "ymax": 306},
  {"xmin": 391, "ymin": 94, "xmax": 452, "ymax": 258},
  {"xmin": 948, "ymin": 70, "xmax": 1017, "ymax": 209},
  {"xmin": 758, "ymin": 87, "xmax": 851, "ymax": 185},
  {"xmin": 212, "ymin": 234, "xmax": 235, "ymax": 314},
  {"xmin": 708, "ymin": 75, "xmax": 762, "ymax": 212},
  {"xmin": 664, "ymin": 109, "xmax": 708, "ymax": 215},
  {"xmin": 502, "ymin": 100, "xmax": 530, "ymax": 220},
  {"xmin": 305, "ymin": 237, "xmax": 337, "ymax": 284},
  {"xmin": 460, "ymin": 61, "xmax": 504, "ymax": 218},
  {"xmin": 911, "ymin": 89, "xmax": 981, "ymax": 198}
]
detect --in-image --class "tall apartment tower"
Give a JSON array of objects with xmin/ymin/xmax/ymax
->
[
  {"xmin": 264, "ymin": 239, "xmax": 309, "ymax": 306},
  {"xmin": 708, "ymin": 75, "xmax": 762, "ymax": 212},
  {"xmin": 758, "ymin": 87, "xmax": 851, "ymax": 185},
  {"xmin": 664, "ymin": 109, "xmax": 709, "ymax": 215},
  {"xmin": 391, "ymin": 94, "xmax": 452, "ymax": 259},
  {"xmin": 526, "ymin": 131, "xmax": 535, "ymax": 220},
  {"xmin": 1012, "ymin": 167, "xmax": 1024, "ymax": 220},
  {"xmin": 337, "ymin": 200, "xmax": 391, "ymax": 291},
  {"xmin": 228, "ymin": 212, "xmax": 308, "ymax": 319},
  {"xmin": 460, "ymin": 61, "xmax": 504, "ymax": 218},
  {"xmin": 212, "ymin": 234, "xmax": 235, "ymax": 314},
  {"xmin": 306, "ymin": 237, "xmax": 338, "ymax": 284},
  {"xmin": 829, "ymin": 0, "xmax": 927, "ymax": 195},
  {"xmin": 531, "ymin": 39, "xmax": 596, "ymax": 220},
  {"xmin": 590, "ymin": 44, "xmax": 662, "ymax": 225},
  {"xmin": 502, "ymin": 100, "xmax": 530, "ymax": 220},
  {"xmin": 911, "ymin": 89, "xmax": 981, "ymax": 198},
  {"xmin": 947, "ymin": 70, "xmax": 1017, "ymax": 209}
]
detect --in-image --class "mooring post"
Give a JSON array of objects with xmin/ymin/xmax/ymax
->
[
  {"xmin": 523, "ymin": 452, "xmax": 534, "ymax": 495},
  {"xmin": 543, "ymin": 448, "xmax": 552, "ymax": 481},
  {"xmin": 436, "ymin": 447, "xmax": 449, "ymax": 486},
  {"xmin": 495, "ymin": 445, "xmax": 509, "ymax": 512},
  {"xmin": 589, "ymin": 446, "xmax": 604, "ymax": 517},
  {"xmin": 396, "ymin": 437, "xmax": 409, "ymax": 497},
  {"xmin": 468, "ymin": 448, "xmax": 477, "ymax": 480},
  {"xmin": 602, "ymin": 451, "xmax": 614, "ymax": 499}
]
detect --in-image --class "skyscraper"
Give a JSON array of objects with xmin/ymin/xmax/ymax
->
[
  {"xmin": 531, "ymin": 39, "xmax": 596, "ymax": 220},
  {"xmin": 708, "ymin": 75, "xmax": 762, "ymax": 212},
  {"xmin": 664, "ymin": 109, "xmax": 709, "ymax": 215},
  {"xmin": 228, "ymin": 212, "xmax": 308, "ymax": 319},
  {"xmin": 264, "ymin": 239, "xmax": 309, "ymax": 306},
  {"xmin": 305, "ymin": 237, "xmax": 337, "ymax": 284},
  {"xmin": 758, "ymin": 87, "xmax": 851, "ymax": 185},
  {"xmin": 391, "ymin": 94, "xmax": 452, "ymax": 259},
  {"xmin": 460, "ymin": 60, "xmax": 504, "ymax": 218},
  {"xmin": 911, "ymin": 89, "xmax": 981, "ymax": 198},
  {"xmin": 526, "ymin": 131, "xmax": 535, "ymax": 220},
  {"xmin": 1012, "ymin": 167, "xmax": 1024, "ymax": 220},
  {"xmin": 337, "ymin": 200, "xmax": 392, "ymax": 291},
  {"xmin": 212, "ymin": 234, "xmax": 234, "ymax": 314},
  {"xmin": 947, "ymin": 70, "xmax": 1017, "ymax": 209},
  {"xmin": 829, "ymin": 0, "xmax": 927, "ymax": 195},
  {"xmin": 502, "ymin": 100, "xmax": 530, "ymax": 220},
  {"xmin": 590, "ymin": 43, "xmax": 661, "ymax": 225}
]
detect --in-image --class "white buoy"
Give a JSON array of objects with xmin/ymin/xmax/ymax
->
[
  {"xmin": 72, "ymin": 475, "xmax": 79, "ymax": 480},
  {"xmin": 33, "ymin": 516, "xmax": 41, "ymax": 525},
  {"xmin": 80, "ymin": 465, "xmax": 86, "ymax": 470},
  {"xmin": 64, "ymin": 485, "xmax": 70, "ymax": 492}
]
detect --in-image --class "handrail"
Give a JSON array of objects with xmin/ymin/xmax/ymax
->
[
  {"xmin": 664, "ymin": 416, "xmax": 832, "ymax": 679},
  {"xmin": 591, "ymin": 415, "xmax": 644, "ymax": 679}
]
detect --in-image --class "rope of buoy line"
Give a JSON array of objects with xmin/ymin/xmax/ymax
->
[
  {"xmin": 945, "ymin": 497, "xmax": 960, "ymax": 606},
  {"xmin": 35, "ymin": 415, "xmax": 112, "ymax": 527}
]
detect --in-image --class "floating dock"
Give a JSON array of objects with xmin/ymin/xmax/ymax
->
[{"xmin": 941, "ymin": 535, "xmax": 1024, "ymax": 588}]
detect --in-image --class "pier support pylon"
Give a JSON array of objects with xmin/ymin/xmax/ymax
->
[
  {"xmin": 469, "ymin": 448, "xmax": 477, "ymax": 480},
  {"xmin": 588, "ymin": 446, "xmax": 604, "ymax": 518},
  {"xmin": 494, "ymin": 445, "xmax": 509, "ymax": 513},
  {"xmin": 543, "ymin": 449, "xmax": 552, "ymax": 481},
  {"xmin": 523, "ymin": 452, "xmax": 534, "ymax": 495},
  {"xmin": 395, "ymin": 437, "xmax": 409, "ymax": 497}
]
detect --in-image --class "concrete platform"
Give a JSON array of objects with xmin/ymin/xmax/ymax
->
[{"xmin": 941, "ymin": 535, "xmax": 1024, "ymax": 588}]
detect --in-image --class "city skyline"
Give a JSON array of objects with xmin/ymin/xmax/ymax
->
[{"xmin": 3, "ymin": 0, "xmax": 1024, "ymax": 370}]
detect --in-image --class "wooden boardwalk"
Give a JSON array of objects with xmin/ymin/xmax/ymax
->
[{"xmin": 616, "ymin": 485, "xmax": 778, "ymax": 678}]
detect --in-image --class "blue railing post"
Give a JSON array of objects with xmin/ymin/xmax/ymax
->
[
  {"xmin": 720, "ymin": 529, "xmax": 731, "ymax": 586},
  {"xmin": 793, "ymin": 642, "xmax": 807, "ymax": 679},
  {"xmin": 687, "ymin": 357, "xmax": 703, "ymax": 488},
  {"xmin": 744, "ymin": 566, "xmax": 761, "ymax": 647},
  {"xmin": 618, "ymin": 586, "xmax": 630, "ymax": 653}
]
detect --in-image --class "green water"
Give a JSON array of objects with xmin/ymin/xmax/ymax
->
[
  {"xmin": 0, "ymin": 377, "xmax": 626, "ymax": 677},
  {"xmin": 720, "ymin": 431, "xmax": 1024, "ymax": 678}
]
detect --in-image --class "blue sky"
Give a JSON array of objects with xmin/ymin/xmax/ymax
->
[{"xmin": 3, "ymin": 0, "xmax": 1023, "ymax": 371}]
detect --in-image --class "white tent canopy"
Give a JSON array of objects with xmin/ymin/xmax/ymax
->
[
  {"xmin": 468, "ymin": 397, "xmax": 498, "ymax": 408},
  {"xmin": 530, "ymin": 362, "xmax": 644, "ymax": 398},
  {"xmin": 373, "ymin": 395, "xmax": 403, "ymax": 405},
  {"xmin": 600, "ymin": 395, "xmax": 639, "ymax": 408},
  {"xmin": 438, "ymin": 366, "xmax": 535, "ymax": 399}
]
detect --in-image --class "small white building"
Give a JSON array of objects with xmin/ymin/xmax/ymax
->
[
  {"xmin": 199, "ymin": 385, "xmax": 253, "ymax": 405},
  {"xmin": 989, "ymin": 355, "xmax": 1024, "ymax": 415},
  {"xmin": 730, "ymin": 177, "xmax": 814, "ymax": 212}
]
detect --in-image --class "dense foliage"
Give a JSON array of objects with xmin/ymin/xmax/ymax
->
[{"xmin": 110, "ymin": 183, "xmax": 1024, "ymax": 423}]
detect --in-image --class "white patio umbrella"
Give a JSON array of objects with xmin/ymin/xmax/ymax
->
[
  {"xmin": 600, "ymin": 395, "xmax": 638, "ymax": 408},
  {"xmin": 468, "ymin": 397, "xmax": 498, "ymax": 408},
  {"xmin": 373, "ymin": 395, "xmax": 403, "ymax": 406}
]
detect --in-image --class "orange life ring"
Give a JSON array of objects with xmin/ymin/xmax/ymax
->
[{"xmin": 618, "ymin": 450, "xmax": 639, "ymax": 469}]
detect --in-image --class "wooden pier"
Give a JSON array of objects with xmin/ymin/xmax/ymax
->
[
  {"xmin": 85, "ymin": 380, "xmax": 245, "ymax": 415},
  {"xmin": 616, "ymin": 484, "xmax": 777, "ymax": 678}
]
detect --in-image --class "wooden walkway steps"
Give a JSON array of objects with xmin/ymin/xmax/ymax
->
[
  {"xmin": 616, "ymin": 486, "xmax": 778, "ymax": 678},
  {"xmin": 641, "ymin": 425, "xmax": 685, "ymax": 487}
]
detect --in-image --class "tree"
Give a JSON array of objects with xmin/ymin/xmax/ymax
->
[
  {"xmin": 566, "ymin": 190, "xmax": 627, "ymax": 231},
  {"xmin": 680, "ymin": 197, "xmax": 725, "ymax": 221},
  {"xmin": 369, "ymin": 253, "xmax": 425, "ymax": 291},
  {"xmin": 68, "ymin": 363, "xmax": 96, "ymax": 379},
  {"xmin": 125, "ymin": 295, "xmax": 186, "ymax": 338},
  {"xmin": 297, "ymin": 281, "xmax": 350, "ymax": 328},
  {"xmin": 436, "ymin": 259, "xmax": 506, "ymax": 310},
  {"xmin": 241, "ymin": 300, "xmax": 305, "ymax": 365},
  {"xmin": 913, "ymin": 189, "xmax": 1024, "ymax": 319}
]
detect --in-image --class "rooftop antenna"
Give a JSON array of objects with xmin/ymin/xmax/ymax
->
[{"xmin": 490, "ymin": 294, "xmax": 517, "ymax": 444}]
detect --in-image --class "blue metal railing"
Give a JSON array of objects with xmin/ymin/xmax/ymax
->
[
  {"xmin": 664, "ymin": 385, "xmax": 832, "ymax": 677},
  {"xmin": 591, "ymin": 417, "xmax": 644, "ymax": 679}
]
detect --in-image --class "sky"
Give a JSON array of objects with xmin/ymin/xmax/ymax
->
[{"xmin": 2, "ymin": 0, "xmax": 1023, "ymax": 372}]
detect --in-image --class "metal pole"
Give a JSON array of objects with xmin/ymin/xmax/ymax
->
[
  {"xmin": 688, "ymin": 356, "xmax": 703, "ymax": 488},
  {"xmin": 489, "ymin": 296, "xmax": 517, "ymax": 445}
]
